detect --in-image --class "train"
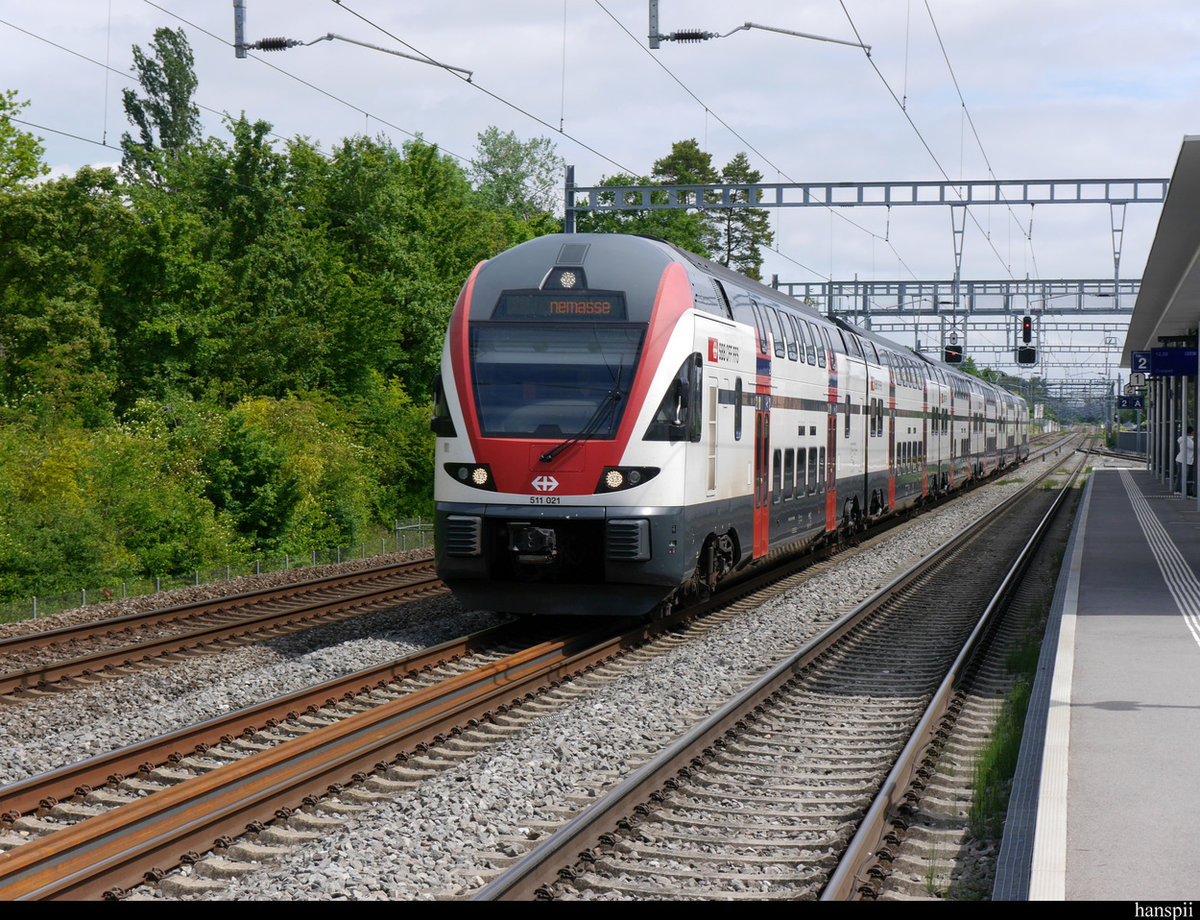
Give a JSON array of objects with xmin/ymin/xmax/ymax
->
[{"xmin": 432, "ymin": 232, "xmax": 1029, "ymax": 617}]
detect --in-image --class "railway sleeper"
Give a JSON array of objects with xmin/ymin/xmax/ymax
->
[{"xmin": 156, "ymin": 870, "xmax": 232, "ymax": 897}]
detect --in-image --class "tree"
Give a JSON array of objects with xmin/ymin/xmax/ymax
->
[
  {"xmin": 468, "ymin": 127, "xmax": 564, "ymax": 221},
  {"xmin": 652, "ymin": 138, "xmax": 718, "ymax": 186},
  {"xmin": 121, "ymin": 28, "xmax": 201, "ymax": 182},
  {"xmin": 712, "ymin": 152, "xmax": 774, "ymax": 281},
  {"xmin": 0, "ymin": 90, "xmax": 49, "ymax": 191},
  {"xmin": 577, "ymin": 140, "xmax": 735, "ymax": 257},
  {"xmin": 0, "ymin": 167, "xmax": 128, "ymax": 426}
]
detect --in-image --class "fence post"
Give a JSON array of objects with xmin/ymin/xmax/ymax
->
[
  {"xmin": 255, "ymin": 560, "xmax": 260, "ymax": 575},
  {"xmin": 312, "ymin": 549, "xmax": 317, "ymax": 567},
  {"xmin": 82, "ymin": 588, "xmax": 86, "ymax": 607},
  {"xmin": 32, "ymin": 596, "xmax": 37, "ymax": 619},
  {"xmin": 285, "ymin": 554, "xmax": 289, "ymax": 571},
  {"xmin": 155, "ymin": 576, "xmax": 160, "ymax": 593}
]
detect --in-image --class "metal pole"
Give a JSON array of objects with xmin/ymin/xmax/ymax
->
[
  {"xmin": 1169, "ymin": 378, "xmax": 1177, "ymax": 493},
  {"xmin": 1183, "ymin": 374, "xmax": 1190, "ymax": 499},
  {"xmin": 233, "ymin": 0, "xmax": 247, "ymax": 59},
  {"xmin": 564, "ymin": 165, "xmax": 576, "ymax": 234}
]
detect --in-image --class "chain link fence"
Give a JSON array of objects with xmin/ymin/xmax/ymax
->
[{"xmin": 0, "ymin": 517, "xmax": 434, "ymax": 626}]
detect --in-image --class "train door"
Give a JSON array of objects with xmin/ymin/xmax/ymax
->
[
  {"xmin": 820, "ymin": 327, "xmax": 839, "ymax": 533},
  {"xmin": 921, "ymin": 369, "xmax": 930, "ymax": 497},
  {"xmin": 887, "ymin": 356, "xmax": 897, "ymax": 509},
  {"xmin": 754, "ymin": 403, "xmax": 769, "ymax": 557},
  {"xmin": 748, "ymin": 301, "xmax": 771, "ymax": 558},
  {"xmin": 706, "ymin": 372, "xmax": 719, "ymax": 495}
]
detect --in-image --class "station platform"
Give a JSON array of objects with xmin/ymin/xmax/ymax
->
[{"xmin": 994, "ymin": 464, "xmax": 1200, "ymax": 900}]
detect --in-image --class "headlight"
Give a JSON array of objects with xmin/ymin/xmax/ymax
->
[
  {"xmin": 444, "ymin": 463, "xmax": 497, "ymax": 491},
  {"xmin": 595, "ymin": 467, "xmax": 660, "ymax": 493}
]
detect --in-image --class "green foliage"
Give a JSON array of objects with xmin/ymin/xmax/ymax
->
[
  {"xmin": 0, "ymin": 167, "xmax": 129, "ymax": 427},
  {"xmin": 713, "ymin": 152, "xmax": 774, "ymax": 281},
  {"xmin": 469, "ymin": 127, "xmax": 564, "ymax": 220},
  {"xmin": 121, "ymin": 27, "xmax": 201, "ymax": 183},
  {"xmin": 0, "ymin": 410, "xmax": 247, "ymax": 599},
  {"xmin": 0, "ymin": 90, "xmax": 49, "ymax": 191},
  {"xmin": 0, "ymin": 49, "xmax": 559, "ymax": 604}
]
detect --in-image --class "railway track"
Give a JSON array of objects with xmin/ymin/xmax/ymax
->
[
  {"xmin": 0, "ymin": 438, "xmax": 1085, "ymax": 900},
  {"xmin": 0, "ymin": 560, "xmax": 444, "ymax": 698},
  {"xmin": 474, "ymin": 443, "xmax": 1087, "ymax": 900}
]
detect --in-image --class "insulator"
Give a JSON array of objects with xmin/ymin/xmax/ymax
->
[
  {"xmin": 670, "ymin": 29, "xmax": 709, "ymax": 42},
  {"xmin": 255, "ymin": 37, "xmax": 291, "ymax": 52}
]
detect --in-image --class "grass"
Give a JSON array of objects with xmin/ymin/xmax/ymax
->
[{"xmin": 968, "ymin": 677, "xmax": 1033, "ymax": 841}]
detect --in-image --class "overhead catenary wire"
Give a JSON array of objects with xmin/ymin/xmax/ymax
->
[
  {"xmin": 138, "ymin": 0, "xmax": 472, "ymax": 164},
  {"xmin": 922, "ymin": 1, "xmax": 1042, "ymax": 282},
  {"xmin": 593, "ymin": 0, "xmax": 921, "ymax": 285},
  {"xmin": 0, "ymin": 14, "xmax": 495, "ymax": 244},
  {"xmin": 839, "ymin": 0, "xmax": 1018, "ymax": 283},
  {"xmin": 329, "ymin": 0, "xmax": 842, "ymax": 281},
  {"xmin": 328, "ymin": 0, "xmax": 637, "ymax": 177}
]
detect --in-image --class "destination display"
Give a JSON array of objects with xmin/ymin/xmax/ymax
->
[
  {"xmin": 1150, "ymin": 347, "xmax": 1198, "ymax": 377},
  {"xmin": 493, "ymin": 290, "xmax": 628, "ymax": 321}
]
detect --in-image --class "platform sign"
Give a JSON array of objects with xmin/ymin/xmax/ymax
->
[
  {"xmin": 1150, "ymin": 348, "xmax": 1198, "ymax": 377},
  {"xmin": 1118, "ymin": 395, "xmax": 1145, "ymax": 410},
  {"xmin": 1130, "ymin": 372, "xmax": 1146, "ymax": 387},
  {"xmin": 1131, "ymin": 351, "xmax": 1152, "ymax": 374}
]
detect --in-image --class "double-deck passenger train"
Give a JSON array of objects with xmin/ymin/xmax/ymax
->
[{"xmin": 432, "ymin": 233, "xmax": 1028, "ymax": 616}]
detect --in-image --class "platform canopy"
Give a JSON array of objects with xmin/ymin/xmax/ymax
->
[{"xmin": 1122, "ymin": 135, "xmax": 1200, "ymax": 367}]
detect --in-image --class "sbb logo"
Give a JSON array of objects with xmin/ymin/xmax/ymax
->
[{"xmin": 531, "ymin": 475, "xmax": 559, "ymax": 492}]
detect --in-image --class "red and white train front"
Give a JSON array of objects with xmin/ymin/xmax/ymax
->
[{"xmin": 433, "ymin": 233, "xmax": 742, "ymax": 616}]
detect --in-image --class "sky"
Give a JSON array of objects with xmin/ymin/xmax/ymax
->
[{"xmin": 3, "ymin": 0, "xmax": 1199, "ymax": 382}]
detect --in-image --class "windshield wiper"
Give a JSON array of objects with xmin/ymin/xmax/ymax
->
[{"xmin": 538, "ymin": 386, "xmax": 623, "ymax": 464}]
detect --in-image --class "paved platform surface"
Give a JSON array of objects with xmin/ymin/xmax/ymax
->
[{"xmin": 994, "ymin": 464, "xmax": 1200, "ymax": 900}]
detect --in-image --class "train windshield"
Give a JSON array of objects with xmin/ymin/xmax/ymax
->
[{"xmin": 469, "ymin": 322, "xmax": 646, "ymax": 439}]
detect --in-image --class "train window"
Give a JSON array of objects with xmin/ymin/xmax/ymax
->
[
  {"xmin": 747, "ymin": 300, "xmax": 769, "ymax": 354},
  {"xmin": 780, "ymin": 312, "xmax": 798, "ymax": 362},
  {"xmin": 799, "ymin": 448, "xmax": 808, "ymax": 496},
  {"xmin": 800, "ymin": 319, "xmax": 817, "ymax": 365},
  {"xmin": 820, "ymin": 327, "xmax": 835, "ymax": 365},
  {"xmin": 844, "ymin": 394, "xmax": 851, "ymax": 438},
  {"xmin": 710, "ymin": 280, "xmax": 734, "ymax": 319},
  {"xmin": 469, "ymin": 322, "xmax": 644, "ymax": 439},
  {"xmin": 784, "ymin": 449, "xmax": 795, "ymax": 500},
  {"xmin": 765, "ymin": 306, "xmax": 786, "ymax": 359},
  {"xmin": 431, "ymin": 374, "xmax": 456, "ymax": 437},
  {"xmin": 818, "ymin": 447, "xmax": 826, "ymax": 493},
  {"xmin": 734, "ymin": 378, "xmax": 743, "ymax": 441},
  {"xmin": 772, "ymin": 449, "xmax": 782, "ymax": 503},
  {"xmin": 782, "ymin": 314, "xmax": 801, "ymax": 362},
  {"xmin": 645, "ymin": 352, "xmax": 703, "ymax": 442}
]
